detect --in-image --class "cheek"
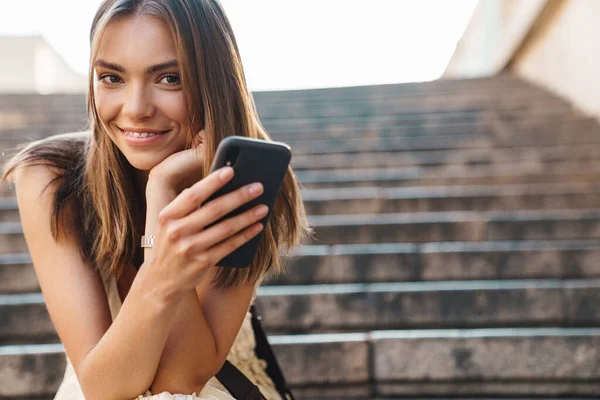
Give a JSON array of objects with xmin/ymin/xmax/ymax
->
[
  {"xmin": 94, "ymin": 89, "xmax": 121, "ymax": 125},
  {"xmin": 153, "ymin": 90, "xmax": 189, "ymax": 128}
]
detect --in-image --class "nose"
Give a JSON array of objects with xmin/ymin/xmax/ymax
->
[{"xmin": 122, "ymin": 82, "xmax": 155, "ymax": 121}]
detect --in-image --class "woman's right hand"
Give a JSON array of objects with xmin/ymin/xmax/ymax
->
[{"xmin": 145, "ymin": 166, "xmax": 268, "ymax": 300}]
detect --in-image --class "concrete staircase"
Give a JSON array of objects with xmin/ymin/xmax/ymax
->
[{"xmin": 2, "ymin": 75, "xmax": 600, "ymax": 398}]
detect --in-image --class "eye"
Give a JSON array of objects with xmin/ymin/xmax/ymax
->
[
  {"xmin": 98, "ymin": 74, "xmax": 122, "ymax": 85},
  {"xmin": 159, "ymin": 74, "xmax": 181, "ymax": 85}
]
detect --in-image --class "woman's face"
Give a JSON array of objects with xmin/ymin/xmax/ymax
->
[{"xmin": 94, "ymin": 14, "xmax": 191, "ymax": 173}]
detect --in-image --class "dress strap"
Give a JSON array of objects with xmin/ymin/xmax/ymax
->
[{"xmin": 249, "ymin": 305, "xmax": 295, "ymax": 400}]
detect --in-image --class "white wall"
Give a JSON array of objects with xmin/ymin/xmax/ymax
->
[
  {"xmin": 444, "ymin": 0, "xmax": 550, "ymax": 78},
  {"xmin": 510, "ymin": 0, "xmax": 600, "ymax": 118}
]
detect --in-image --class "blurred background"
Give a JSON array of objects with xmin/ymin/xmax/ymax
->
[
  {"xmin": 0, "ymin": 0, "xmax": 478, "ymax": 92},
  {"xmin": 2, "ymin": 0, "xmax": 600, "ymax": 398}
]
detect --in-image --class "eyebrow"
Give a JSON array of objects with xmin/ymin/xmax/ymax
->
[{"xmin": 94, "ymin": 59, "xmax": 179, "ymax": 75}]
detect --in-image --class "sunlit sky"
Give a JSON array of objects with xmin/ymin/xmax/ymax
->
[{"xmin": 0, "ymin": 0, "xmax": 477, "ymax": 91}]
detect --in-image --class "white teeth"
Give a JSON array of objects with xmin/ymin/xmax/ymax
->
[{"xmin": 123, "ymin": 131, "xmax": 162, "ymax": 138}]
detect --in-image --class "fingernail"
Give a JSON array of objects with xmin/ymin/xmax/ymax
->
[
  {"xmin": 255, "ymin": 205, "xmax": 268, "ymax": 217},
  {"xmin": 220, "ymin": 167, "xmax": 233, "ymax": 180},
  {"xmin": 253, "ymin": 223, "xmax": 264, "ymax": 233},
  {"xmin": 248, "ymin": 182, "xmax": 263, "ymax": 195}
]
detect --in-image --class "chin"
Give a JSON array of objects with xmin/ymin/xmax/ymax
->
[{"xmin": 124, "ymin": 154, "xmax": 166, "ymax": 172}]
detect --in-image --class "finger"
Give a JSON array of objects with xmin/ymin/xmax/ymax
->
[
  {"xmin": 162, "ymin": 180, "xmax": 264, "ymax": 236},
  {"xmin": 167, "ymin": 146, "xmax": 204, "ymax": 181},
  {"xmin": 187, "ymin": 204, "xmax": 268, "ymax": 251},
  {"xmin": 192, "ymin": 181, "xmax": 264, "ymax": 230},
  {"xmin": 159, "ymin": 166, "xmax": 234, "ymax": 222},
  {"xmin": 154, "ymin": 130, "xmax": 206, "ymax": 184},
  {"xmin": 201, "ymin": 222, "xmax": 264, "ymax": 267},
  {"xmin": 192, "ymin": 129, "xmax": 205, "ymax": 148}
]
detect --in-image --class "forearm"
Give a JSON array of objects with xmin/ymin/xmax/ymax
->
[
  {"xmin": 78, "ymin": 266, "xmax": 182, "ymax": 400},
  {"xmin": 150, "ymin": 288, "xmax": 219, "ymax": 393},
  {"xmin": 144, "ymin": 184, "xmax": 220, "ymax": 392}
]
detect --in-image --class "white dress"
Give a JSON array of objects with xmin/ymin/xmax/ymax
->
[{"xmin": 53, "ymin": 275, "xmax": 283, "ymax": 400}]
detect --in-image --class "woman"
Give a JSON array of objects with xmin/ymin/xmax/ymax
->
[{"xmin": 0, "ymin": 0, "xmax": 309, "ymax": 399}]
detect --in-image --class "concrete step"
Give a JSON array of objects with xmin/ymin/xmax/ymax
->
[
  {"xmin": 4, "ymin": 210, "xmax": 600, "ymax": 252},
  {"xmin": 365, "ymin": 328, "xmax": 600, "ymax": 397},
  {"xmin": 252, "ymin": 75, "xmax": 531, "ymax": 100},
  {"xmin": 0, "ymin": 223, "xmax": 29, "ymax": 253},
  {"xmin": 301, "ymin": 183, "xmax": 600, "ymax": 214},
  {"xmin": 0, "ymin": 253, "xmax": 38, "ymax": 294},
  {"xmin": 284, "ymin": 129, "xmax": 600, "ymax": 155},
  {"xmin": 6, "ymin": 278, "xmax": 600, "ymax": 341},
  {"xmin": 260, "ymin": 106, "xmax": 575, "ymax": 128},
  {"xmin": 298, "ymin": 161, "xmax": 600, "ymax": 188},
  {"xmin": 0, "ymin": 198, "xmax": 18, "ymax": 221},
  {"xmin": 3, "ymin": 328, "xmax": 600, "ymax": 397},
  {"xmin": 255, "ymin": 279, "xmax": 600, "ymax": 333},
  {"xmin": 308, "ymin": 209, "xmax": 600, "ymax": 245},
  {"xmin": 275, "ymin": 133, "xmax": 453, "ymax": 155},
  {"xmin": 255, "ymin": 92, "xmax": 570, "ymax": 119},
  {"xmin": 269, "ymin": 240, "xmax": 600, "ymax": 285},
  {"xmin": 0, "ymin": 294, "xmax": 58, "ymax": 344},
  {"xmin": 3, "ymin": 183, "xmax": 600, "ymax": 222},
  {"xmin": 5, "ymin": 239, "xmax": 600, "ymax": 294},
  {"xmin": 262, "ymin": 113, "xmax": 594, "ymax": 135},
  {"xmin": 291, "ymin": 143, "xmax": 600, "ymax": 170}
]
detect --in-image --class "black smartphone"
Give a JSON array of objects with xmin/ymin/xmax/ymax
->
[{"xmin": 202, "ymin": 136, "xmax": 292, "ymax": 268}]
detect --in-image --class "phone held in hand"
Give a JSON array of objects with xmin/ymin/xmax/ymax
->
[{"xmin": 202, "ymin": 136, "xmax": 292, "ymax": 268}]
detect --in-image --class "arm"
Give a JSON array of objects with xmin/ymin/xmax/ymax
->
[
  {"xmin": 150, "ymin": 271, "xmax": 255, "ymax": 392},
  {"xmin": 14, "ymin": 165, "xmax": 183, "ymax": 400},
  {"xmin": 143, "ymin": 180, "xmax": 258, "ymax": 393}
]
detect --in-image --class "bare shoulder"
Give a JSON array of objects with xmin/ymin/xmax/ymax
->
[
  {"xmin": 14, "ymin": 161, "xmax": 112, "ymax": 374},
  {"xmin": 12, "ymin": 162, "xmax": 61, "ymax": 202}
]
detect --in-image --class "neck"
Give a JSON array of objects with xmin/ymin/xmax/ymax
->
[
  {"xmin": 135, "ymin": 169, "xmax": 150, "ymax": 196},
  {"xmin": 132, "ymin": 169, "xmax": 148, "ymax": 242}
]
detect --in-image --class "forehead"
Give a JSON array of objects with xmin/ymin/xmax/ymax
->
[{"xmin": 96, "ymin": 14, "xmax": 178, "ymax": 67}]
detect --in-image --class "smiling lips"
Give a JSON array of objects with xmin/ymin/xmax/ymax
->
[{"xmin": 117, "ymin": 127, "xmax": 171, "ymax": 147}]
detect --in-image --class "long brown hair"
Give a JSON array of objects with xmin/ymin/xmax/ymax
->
[{"xmin": 1, "ymin": 0, "xmax": 311, "ymax": 288}]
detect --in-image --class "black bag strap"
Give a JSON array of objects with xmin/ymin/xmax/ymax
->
[
  {"xmin": 215, "ymin": 305, "xmax": 295, "ymax": 400},
  {"xmin": 249, "ymin": 305, "xmax": 295, "ymax": 400},
  {"xmin": 216, "ymin": 360, "xmax": 266, "ymax": 400}
]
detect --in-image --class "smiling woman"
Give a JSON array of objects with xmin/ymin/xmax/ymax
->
[
  {"xmin": 92, "ymin": 13, "xmax": 191, "ymax": 178},
  {"xmin": 0, "ymin": 0, "xmax": 309, "ymax": 399}
]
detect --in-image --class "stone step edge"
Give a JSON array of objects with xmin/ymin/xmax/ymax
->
[
  {"xmin": 306, "ymin": 209, "xmax": 600, "ymax": 225},
  {"xmin": 4, "ymin": 278, "xmax": 600, "ymax": 304},
  {"xmin": 4, "ymin": 327, "xmax": 600, "ymax": 355},
  {"xmin": 294, "ymin": 160, "xmax": 600, "ymax": 176},
  {"xmin": 4, "ymin": 209, "xmax": 600, "ymax": 233},
  {"xmin": 4, "ymin": 182, "xmax": 600, "ymax": 209},
  {"xmin": 300, "ymin": 182, "xmax": 600, "ymax": 200},
  {"xmin": 3, "ymin": 239, "xmax": 600, "ymax": 265}
]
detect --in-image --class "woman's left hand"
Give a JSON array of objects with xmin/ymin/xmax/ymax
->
[{"xmin": 147, "ymin": 129, "xmax": 206, "ymax": 196}]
